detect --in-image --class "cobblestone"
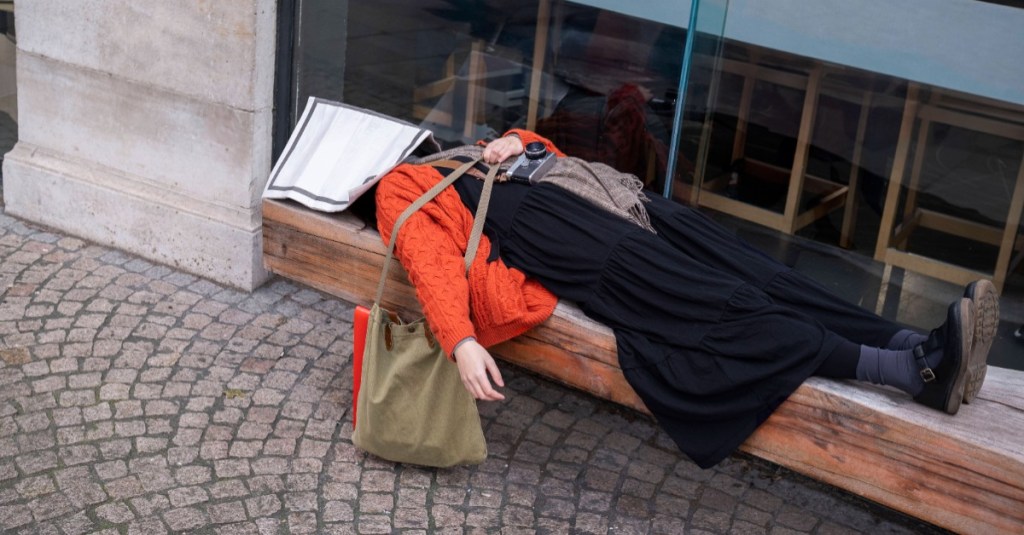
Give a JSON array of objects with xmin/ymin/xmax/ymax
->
[{"xmin": 0, "ymin": 211, "xmax": 953, "ymax": 534}]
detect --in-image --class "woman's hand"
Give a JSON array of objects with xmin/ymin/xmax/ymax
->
[
  {"xmin": 482, "ymin": 135, "xmax": 524, "ymax": 165},
  {"xmin": 453, "ymin": 339, "xmax": 505, "ymax": 401}
]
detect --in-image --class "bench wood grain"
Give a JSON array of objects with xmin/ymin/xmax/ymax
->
[{"xmin": 263, "ymin": 198, "xmax": 1024, "ymax": 534}]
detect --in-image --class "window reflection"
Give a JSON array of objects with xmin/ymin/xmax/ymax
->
[
  {"xmin": 326, "ymin": 1, "xmax": 682, "ymax": 189},
  {"xmin": 688, "ymin": 38, "xmax": 1024, "ymax": 295},
  {"xmin": 0, "ymin": 5, "xmax": 15, "ymax": 183},
  {"xmin": 875, "ymin": 85, "xmax": 1024, "ymax": 293},
  {"xmin": 532, "ymin": 8, "xmax": 683, "ymax": 187},
  {"xmin": 284, "ymin": 0, "xmax": 1024, "ymax": 367}
]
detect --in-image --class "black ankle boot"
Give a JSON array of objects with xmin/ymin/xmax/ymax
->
[{"xmin": 913, "ymin": 298, "xmax": 974, "ymax": 415}]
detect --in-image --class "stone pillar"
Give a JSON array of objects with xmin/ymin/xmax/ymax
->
[{"xmin": 2, "ymin": 0, "xmax": 277, "ymax": 290}]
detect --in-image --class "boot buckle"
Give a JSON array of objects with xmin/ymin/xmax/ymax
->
[{"xmin": 913, "ymin": 344, "xmax": 937, "ymax": 383}]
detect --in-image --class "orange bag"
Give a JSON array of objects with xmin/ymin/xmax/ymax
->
[{"xmin": 351, "ymin": 305, "xmax": 371, "ymax": 428}]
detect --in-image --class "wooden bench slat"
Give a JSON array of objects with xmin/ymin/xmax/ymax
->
[
  {"xmin": 262, "ymin": 198, "xmax": 1024, "ymax": 534},
  {"xmin": 494, "ymin": 333, "xmax": 645, "ymax": 411},
  {"xmin": 747, "ymin": 375, "xmax": 1024, "ymax": 534}
]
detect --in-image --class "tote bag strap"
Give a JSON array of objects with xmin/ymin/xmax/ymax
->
[{"xmin": 375, "ymin": 157, "xmax": 501, "ymax": 306}]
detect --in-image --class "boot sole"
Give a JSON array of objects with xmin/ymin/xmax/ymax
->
[{"xmin": 964, "ymin": 280, "xmax": 998, "ymax": 404}]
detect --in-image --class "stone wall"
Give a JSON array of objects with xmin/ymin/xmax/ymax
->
[{"xmin": 2, "ymin": 0, "xmax": 277, "ymax": 290}]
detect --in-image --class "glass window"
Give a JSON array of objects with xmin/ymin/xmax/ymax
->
[
  {"xmin": 282, "ymin": 0, "xmax": 698, "ymax": 193},
  {"xmin": 0, "ymin": 4, "xmax": 16, "ymax": 186},
  {"xmin": 688, "ymin": 1, "xmax": 1024, "ymax": 369},
  {"xmin": 278, "ymin": 0, "xmax": 1024, "ymax": 370}
]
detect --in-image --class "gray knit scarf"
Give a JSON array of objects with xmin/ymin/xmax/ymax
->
[{"xmin": 416, "ymin": 145, "xmax": 655, "ymax": 233}]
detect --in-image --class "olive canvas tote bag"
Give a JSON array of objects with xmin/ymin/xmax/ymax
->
[{"xmin": 352, "ymin": 158, "xmax": 497, "ymax": 467}]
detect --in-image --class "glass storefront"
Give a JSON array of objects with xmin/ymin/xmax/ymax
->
[
  {"xmin": 277, "ymin": 0, "xmax": 1024, "ymax": 370},
  {"xmin": 0, "ymin": 3, "xmax": 15, "ymax": 186}
]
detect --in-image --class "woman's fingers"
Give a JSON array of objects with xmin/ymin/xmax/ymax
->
[
  {"xmin": 455, "ymin": 340, "xmax": 505, "ymax": 401},
  {"xmin": 482, "ymin": 143, "xmax": 505, "ymax": 164},
  {"xmin": 486, "ymin": 358, "xmax": 505, "ymax": 389},
  {"xmin": 463, "ymin": 373, "xmax": 502, "ymax": 401},
  {"xmin": 483, "ymin": 136, "xmax": 524, "ymax": 164},
  {"xmin": 463, "ymin": 367, "xmax": 503, "ymax": 401}
]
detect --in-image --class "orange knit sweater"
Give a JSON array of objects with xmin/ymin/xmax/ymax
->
[{"xmin": 375, "ymin": 130, "xmax": 563, "ymax": 357}]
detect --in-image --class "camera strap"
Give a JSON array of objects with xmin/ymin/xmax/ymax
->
[{"xmin": 429, "ymin": 158, "xmax": 488, "ymax": 180}]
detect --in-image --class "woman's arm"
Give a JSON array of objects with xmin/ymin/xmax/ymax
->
[
  {"xmin": 375, "ymin": 163, "xmax": 477, "ymax": 356},
  {"xmin": 376, "ymin": 135, "xmax": 561, "ymax": 401},
  {"xmin": 378, "ymin": 165, "xmax": 510, "ymax": 401}
]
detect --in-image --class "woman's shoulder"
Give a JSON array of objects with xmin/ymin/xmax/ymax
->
[
  {"xmin": 378, "ymin": 162, "xmax": 436, "ymax": 199},
  {"xmin": 376, "ymin": 161, "xmax": 467, "ymax": 229}
]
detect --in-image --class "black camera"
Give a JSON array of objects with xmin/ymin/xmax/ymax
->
[{"xmin": 508, "ymin": 141, "xmax": 556, "ymax": 184}]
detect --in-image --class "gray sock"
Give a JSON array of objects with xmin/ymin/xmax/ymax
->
[
  {"xmin": 886, "ymin": 329, "xmax": 927, "ymax": 350},
  {"xmin": 856, "ymin": 345, "xmax": 934, "ymax": 397}
]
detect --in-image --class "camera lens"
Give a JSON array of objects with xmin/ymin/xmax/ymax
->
[{"xmin": 524, "ymin": 142, "xmax": 547, "ymax": 160}]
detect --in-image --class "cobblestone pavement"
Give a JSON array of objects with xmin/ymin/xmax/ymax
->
[{"xmin": 0, "ymin": 210, "xmax": 951, "ymax": 535}]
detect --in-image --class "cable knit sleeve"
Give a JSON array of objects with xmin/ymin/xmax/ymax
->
[{"xmin": 375, "ymin": 163, "xmax": 477, "ymax": 357}]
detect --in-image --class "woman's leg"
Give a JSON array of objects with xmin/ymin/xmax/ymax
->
[{"xmin": 814, "ymin": 298, "xmax": 975, "ymax": 414}]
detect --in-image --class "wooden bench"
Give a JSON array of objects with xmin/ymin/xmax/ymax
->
[{"xmin": 262, "ymin": 198, "xmax": 1024, "ymax": 534}]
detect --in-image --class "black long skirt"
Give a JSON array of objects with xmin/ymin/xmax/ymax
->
[{"xmin": 460, "ymin": 179, "xmax": 904, "ymax": 468}]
